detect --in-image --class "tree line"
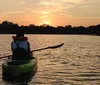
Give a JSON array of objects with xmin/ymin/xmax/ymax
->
[{"xmin": 0, "ymin": 21, "xmax": 100, "ymax": 35}]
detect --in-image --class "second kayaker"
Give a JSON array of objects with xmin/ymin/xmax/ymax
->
[{"xmin": 11, "ymin": 30, "xmax": 33, "ymax": 60}]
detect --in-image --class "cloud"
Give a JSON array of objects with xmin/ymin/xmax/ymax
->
[
  {"xmin": 38, "ymin": 1, "xmax": 59, "ymax": 5},
  {"xmin": 14, "ymin": 0, "xmax": 100, "ymax": 18},
  {"xmin": 36, "ymin": 0, "xmax": 72, "ymax": 17},
  {"xmin": 61, "ymin": 0, "xmax": 84, "ymax": 3},
  {"xmin": 31, "ymin": 10, "xmax": 50, "ymax": 15},
  {"xmin": 19, "ymin": 1, "xmax": 25, "ymax": 4},
  {"xmin": 3, "ymin": 11, "xmax": 25, "ymax": 14},
  {"xmin": 67, "ymin": 0, "xmax": 100, "ymax": 17},
  {"xmin": 1, "ymin": 0, "xmax": 100, "ymax": 19},
  {"xmin": 40, "ymin": 15, "xmax": 49, "ymax": 19},
  {"xmin": 36, "ymin": 0, "xmax": 99, "ymax": 17},
  {"xmin": 15, "ymin": 0, "xmax": 26, "ymax": 6}
]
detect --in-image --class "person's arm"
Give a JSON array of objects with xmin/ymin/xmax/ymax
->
[
  {"xmin": 11, "ymin": 42, "xmax": 13, "ymax": 51},
  {"xmin": 27, "ymin": 41, "xmax": 30, "ymax": 52},
  {"xmin": 11, "ymin": 42, "xmax": 14, "ymax": 56}
]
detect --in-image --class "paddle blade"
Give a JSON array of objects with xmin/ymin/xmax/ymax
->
[{"xmin": 48, "ymin": 43, "xmax": 64, "ymax": 49}]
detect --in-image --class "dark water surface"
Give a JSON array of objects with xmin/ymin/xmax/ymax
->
[{"xmin": 0, "ymin": 34, "xmax": 100, "ymax": 85}]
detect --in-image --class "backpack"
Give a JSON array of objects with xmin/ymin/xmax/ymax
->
[{"xmin": 12, "ymin": 41, "xmax": 30, "ymax": 60}]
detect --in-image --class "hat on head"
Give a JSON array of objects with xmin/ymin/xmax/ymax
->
[{"xmin": 16, "ymin": 30, "xmax": 24, "ymax": 37}]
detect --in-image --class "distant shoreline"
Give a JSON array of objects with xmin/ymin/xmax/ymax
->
[
  {"xmin": 0, "ymin": 21, "xmax": 100, "ymax": 36},
  {"xmin": 0, "ymin": 33, "xmax": 99, "ymax": 36}
]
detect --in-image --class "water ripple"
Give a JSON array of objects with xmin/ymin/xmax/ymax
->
[{"xmin": 0, "ymin": 35, "xmax": 100, "ymax": 85}]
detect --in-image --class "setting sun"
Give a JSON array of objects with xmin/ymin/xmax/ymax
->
[
  {"xmin": 40, "ymin": 18, "xmax": 52, "ymax": 26},
  {"xmin": 43, "ymin": 21, "xmax": 50, "ymax": 25}
]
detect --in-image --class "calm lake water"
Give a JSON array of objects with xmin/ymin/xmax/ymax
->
[{"xmin": 0, "ymin": 34, "xmax": 100, "ymax": 85}]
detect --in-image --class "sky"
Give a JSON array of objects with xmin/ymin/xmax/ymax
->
[{"xmin": 0, "ymin": 0, "xmax": 100, "ymax": 27}]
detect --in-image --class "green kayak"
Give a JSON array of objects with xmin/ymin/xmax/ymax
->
[{"xmin": 2, "ymin": 56, "xmax": 37, "ymax": 76}]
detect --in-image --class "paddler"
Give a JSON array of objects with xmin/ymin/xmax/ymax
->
[{"xmin": 11, "ymin": 30, "xmax": 33, "ymax": 60}]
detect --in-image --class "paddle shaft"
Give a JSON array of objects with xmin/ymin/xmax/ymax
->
[{"xmin": 0, "ymin": 43, "xmax": 64, "ymax": 59}]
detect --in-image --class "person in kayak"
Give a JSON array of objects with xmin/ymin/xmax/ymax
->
[{"xmin": 11, "ymin": 30, "xmax": 33, "ymax": 60}]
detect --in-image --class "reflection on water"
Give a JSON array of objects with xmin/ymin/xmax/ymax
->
[{"xmin": 2, "ymin": 70, "xmax": 37, "ymax": 85}]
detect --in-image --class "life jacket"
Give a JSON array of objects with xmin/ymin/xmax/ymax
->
[
  {"xmin": 12, "ymin": 41, "xmax": 30, "ymax": 60},
  {"xmin": 12, "ymin": 41, "xmax": 29, "ymax": 52},
  {"xmin": 12, "ymin": 36, "xmax": 28, "ymax": 41},
  {"xmin": 12, "ymin": 36, "xmax": 30, "ymax": 60}
]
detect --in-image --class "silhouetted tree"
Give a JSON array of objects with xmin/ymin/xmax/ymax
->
[{"xmin": 0, "ymin": 21, "xmax": 100, "ymax": 35}]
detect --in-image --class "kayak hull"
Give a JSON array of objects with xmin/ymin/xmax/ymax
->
[
  {"xmin": 2, "ymin": 56, "xmax": 37, "ymax": 77},
  {"xmin": 2, "ymin": 70, "xmax": 36, "ymax": 83}
]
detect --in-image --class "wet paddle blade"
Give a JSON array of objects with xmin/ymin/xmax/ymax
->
[{"xmin": 48, "ymin": 43, "xmax": 64, "ymax": 49}]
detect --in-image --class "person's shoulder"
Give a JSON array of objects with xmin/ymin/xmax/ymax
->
[{"xmin": 11, "ymin": 41, "xmax": 15, "ymax": 45}]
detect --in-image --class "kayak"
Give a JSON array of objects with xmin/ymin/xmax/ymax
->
[
  {"xmin": 2, "ymin": 55, "xmax": 37, "ymax": 77},
  {"xmin": 2, "ymin": 69, "xmax": 35, "ymax": 83}
]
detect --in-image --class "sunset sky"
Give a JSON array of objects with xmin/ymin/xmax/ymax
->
[{"xmin": 0, "ymin": 0, "xmax": 100, "ymax": 27}]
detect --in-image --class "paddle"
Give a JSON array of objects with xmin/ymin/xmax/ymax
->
[{"xmin": 0, "ymin": 43, "xmax": 64, "ymax": 59}]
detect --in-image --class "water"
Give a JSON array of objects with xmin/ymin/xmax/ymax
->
[{"xmin": 0, "ymin": 34, "xmax": 100, "ymax": 85}]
